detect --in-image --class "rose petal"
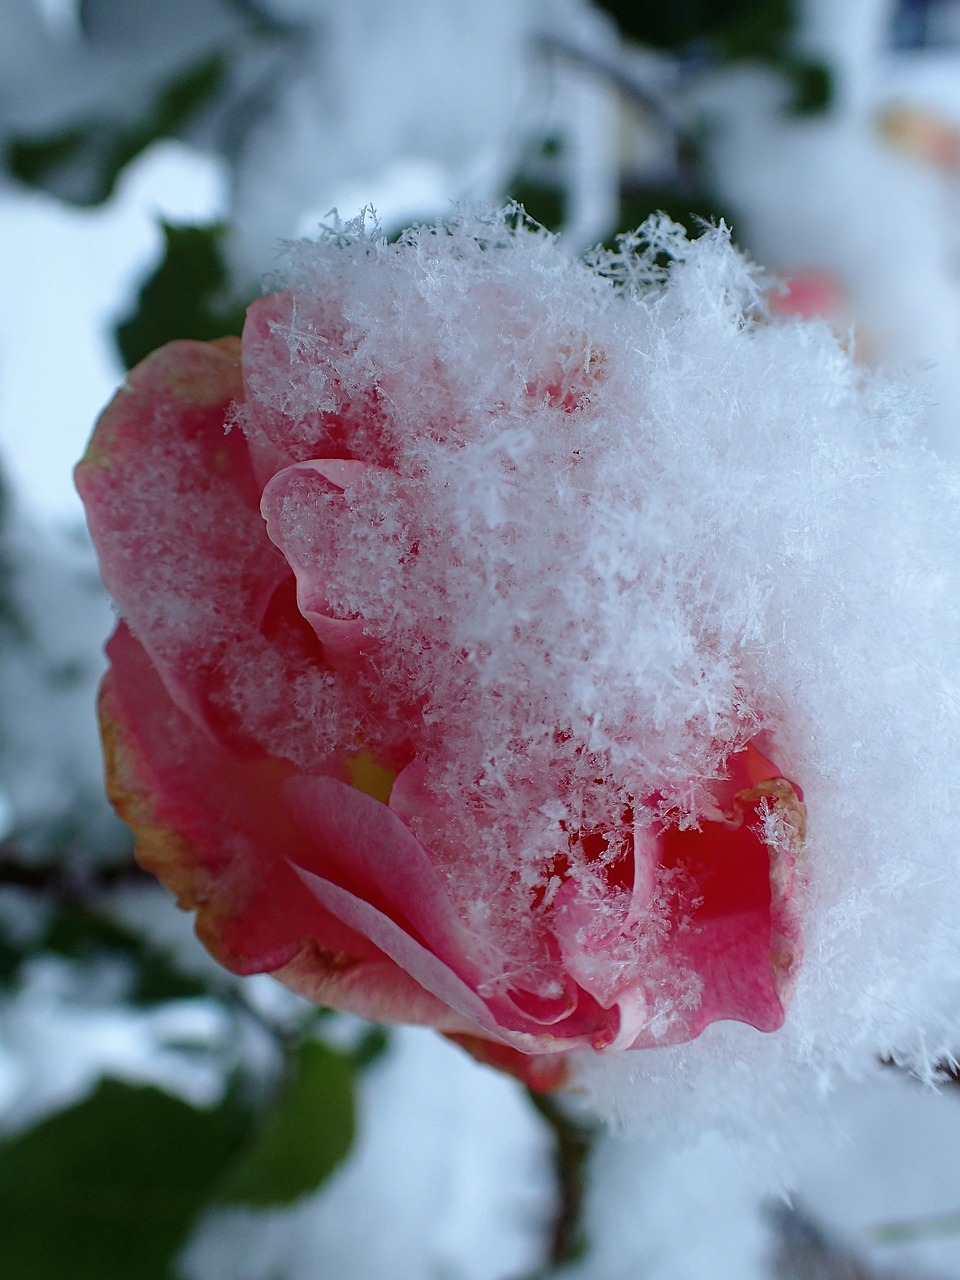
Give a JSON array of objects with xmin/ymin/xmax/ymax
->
[
  {"xmin": 240, "ymin": 293, "xmax": 395, "ymax": 470},
  {"xmin": 285, "ymin": 772, "xmax": 626, "ymax": 1049},
  {"xmin": 283, "ymin": 774, "xmax": 489, "ymax": 984},
  {"xmin": 261, "ymin": 459, "xmax": 384, "ymax": 670},
  {"xmin": 627, "ymin": 773, "xmax": 803, "ymax": 1047},
  {"xmin": 76, "ymin": 339, "xmax": 340, "ymax": 769},
  {"xmin": 100, "ymin": 621, "xmax": 466, "ymax": 1030},
  {"xmin": 291, "ymin": 851, "xmax": 609, "ymax": 1054},
  {"xmin": 442, "ymin": 1034, "xmax": 571, "ymax": 1093},
  {"xmin": 290, "ymin": 864, "xmax": 514, "ymax": 1042}
]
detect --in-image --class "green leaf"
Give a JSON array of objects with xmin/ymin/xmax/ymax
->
[
  {"xmin": 349, "ymin": 1023, "xmax": 390, "ymax": 1070},
  {"xmin": 5, "ymin": 127, "xmax": 104, "ymax": 202},
  {"xmin": 593, "ymin": 0, "xmax": 830, "ymax": 114},
  {"xmin": 505, "ymin": 181, "xmax": 566, "ymax": 235},
  {"xmin": 710, "ymin": 0, "xmax": 795, "ymax": 62},
  {"xmin": 4, "ymin": 56, "xmax": 225, "ymax": 207},
  {"xmin": 593, "ymin": 0, "xmax": 796, "ymax": 57},
  {"xmin": 220, "ymin": 1039, "xmax": 356, "ymax": 1208},
  {"xmin": 784, "ymin": 58, "xmax": 833, "ymax": 115},
  {"xmin": 0, "ymin": 936, "xmax": 21, "ymax": 986},
  {"xmin": 115, "ymin": 221, "xmax": 248, "ymax": 370},
  {"xmin": 0, "ymin": 1081, "xmax": 249, "ymax": 1280}
]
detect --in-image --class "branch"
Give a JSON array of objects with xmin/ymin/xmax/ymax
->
[{"xmin": 526, "ymin": 1089, "xmax": 597, "ymax": 1272}]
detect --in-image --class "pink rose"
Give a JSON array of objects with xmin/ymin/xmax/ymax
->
[
  {"xmin": 767, "ymin": 272, "xmax": 844, "ymax": 323},
  {"xmin": 76, "ymin": 228, "xmax": 805, "ymax": 1091}
]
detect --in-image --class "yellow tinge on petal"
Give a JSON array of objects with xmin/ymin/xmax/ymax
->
[
  {"xmin": 98, "ymin": 679, "xmax": 212, "ymax": 915},
  {"xmin": 345, "ymin": 751, "xmax": 396, "ymax": 805}
]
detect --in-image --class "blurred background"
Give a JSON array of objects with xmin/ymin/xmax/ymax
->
[{"xmin": 3, "ymin": 1, "xmax": 960, "ymax": 1276}]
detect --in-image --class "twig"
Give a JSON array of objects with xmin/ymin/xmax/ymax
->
[
  {"xmin": 0, "ymin": 847, "xmax": 147, "ymax": 898},
  {"xmin": 527, "ymin": 1089, "xmax": 597, "ymax": 1271}
]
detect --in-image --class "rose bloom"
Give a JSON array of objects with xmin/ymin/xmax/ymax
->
[{"xmin": 76, "ymin": 213, "xmax": 806, "ymax": 1091}]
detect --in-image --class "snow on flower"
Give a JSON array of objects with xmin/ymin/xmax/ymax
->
[{"xmin": 76, "ymin": 206, "xmax": 960, "ymax": 1116}]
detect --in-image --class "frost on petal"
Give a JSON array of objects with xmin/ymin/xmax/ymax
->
[
  {"xmin": 238, "ymin": 292, "xmax": 397, "ymax": 474},
  {"xmin": 75, "ymin": 338, "xmax": 356, "ymax": 774},
  {"xmin": 260, "ymin": 458, "xmax": 383, "ymax": 672},
  {"xmin": 638, "ymin": 742, "xmax": 805, "ymax": 1046}
]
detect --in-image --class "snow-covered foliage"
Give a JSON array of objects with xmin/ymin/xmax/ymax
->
[
  {"xmin": 698, "ymin": 0, "xmax": 960, "ymax": 461},
  {"xmin": 0, "ymin": 516, "xmax": 122, "ymax": 857},
  {"xmin": 1, "ymin": 0, "xmax": 622, "ymax": 272}
]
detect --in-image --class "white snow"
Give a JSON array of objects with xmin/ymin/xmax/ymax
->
[
  {"xmin": 0, "ymin": 139, "xmax": 226, "ymax": 525},
  {"xmin": 0, "ymin": 954, "xmax": 233, "ymax": 1130},
  {"xmin": 179, "ymin": 1027, "xmax": 554, "ymax": 1280},
  {"xmin": 571, "ymin": 1070, "xmax": 960, "ymax": 1279}
]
